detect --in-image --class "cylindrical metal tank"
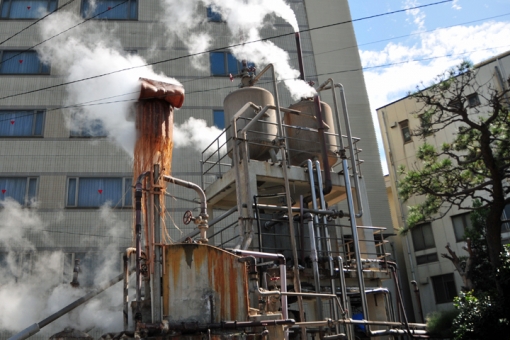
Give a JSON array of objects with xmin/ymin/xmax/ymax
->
[
  {"xmin": 224, "ymin": 87, "xmax": 277, "ymax": 161},
  {"xmin": 163, "ymin": 244, "xmax": 249, "ymax": 324},
  {"xmin": 285, "ymin": 99, "xmax": 338, "ymax": 167}
]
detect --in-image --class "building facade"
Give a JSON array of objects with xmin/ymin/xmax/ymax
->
[
  {"xmin": 0, "ymin": 1, "xmax": 394, "ymax": 335},
  {"xmin": 378, "ymin": 50, "xmax": 510, "ymax": 319}
]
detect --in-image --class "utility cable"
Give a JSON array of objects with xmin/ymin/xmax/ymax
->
[
  {"xmin": 0, "ymin": 0, "xmax": 453, "ymax": 102},
  {"xmin": 0, "ymin": 0, "xmax": 76, "ymax": 46},
  {"xmin": 0, "ymin": 0, "xmax": 129, "ymax": 67},
  {"xmin": 0, "ymin": 43, "xmax": 508, "ymax": 124}
]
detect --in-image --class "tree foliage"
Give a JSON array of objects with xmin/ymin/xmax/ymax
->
[{"xmin": 398, "ymin": 61, "xmax": 510, "ymax": 297}]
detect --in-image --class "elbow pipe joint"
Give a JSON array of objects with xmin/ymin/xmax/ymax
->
[{"xmin": 238, "ymin": 256, "xmax": 258, "ymax": 275}]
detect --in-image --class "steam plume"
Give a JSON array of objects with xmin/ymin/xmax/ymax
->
[{"xmin": 159, "ymin": 0, "xmax": 315, "ymax": 100}]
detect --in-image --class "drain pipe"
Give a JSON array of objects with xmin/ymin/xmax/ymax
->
[
  {"xmin": 306, "ymin": 159, "xmax": 323, "ymax": 253},
  {"xmin": 135, "ymin": 171, "xmax": 150, "ymax": 322},
  {"xmin": 124, "ymin": 247, "xmax": 136, "ymax": 330},
  {"xmin": 305, "ymin": 213, "xmax": 324, "ymax": 323},
  {"xmin": 162, "ymin": 175, "xmax": 208, "ymax": 243},
  {"xmin": 314, "ymin": 160, "xmax": 339, "ymax": 333}
]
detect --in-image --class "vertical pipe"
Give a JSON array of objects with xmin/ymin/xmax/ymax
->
[
  {"xmin": 306, "ymin": 159, "xmax": 322, "ymax": 253},
  {"xmin": 294, "ymin": 32, "xmax": 306, "ymax": 81},
  {"xmin": 307, "ymin": 216, "xmax": 323, "ymax": 323},
  {"xmin": 314, "ymin": 95, "xmax": 332, "ymax": 194},
  {"xmin": 135, "ymin": 171, "xmax": 149, "ymax": 322},
  {"xmin": 314, "ymin": 160, "xmax": 339, "ymax": 333},
  {"xmin": 152, "ymin": 165, "xmax": 162, "ymax": 322},
  {"xmin": 123, "ymin": 253, "xmax": 129, "ymax": 330},
  {"xmin": 342, "ymin": 158, "xmax": 369, "ymax": 327}
]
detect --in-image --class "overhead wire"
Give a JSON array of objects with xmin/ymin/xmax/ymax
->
[
  {"xmin": 0, "ymin": 0, "xmax": 453, "ymax": 102},
  {"xmin": 0, "ymin": 0, "xmax": 129, "ymax": 66},
  {"xmin": 0, "ymin": 43, "xmax": 508, "ymax": 125},
  {"xmin": 0, "ymin": 0, "xmax": 77, "ymax": 46}
]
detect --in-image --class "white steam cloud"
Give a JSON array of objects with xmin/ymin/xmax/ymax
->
[
  {"xmin": 36, "ymin": 11, "xmax": 218, "ymax": 157},
  {"xmin": 159, "ymin": 0, "xmax": 315, "ymax": 100},
  {"xmin": 0, "ymin": 202, "xmax": 129, "ymax": 335}
]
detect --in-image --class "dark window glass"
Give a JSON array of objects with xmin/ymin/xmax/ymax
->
[
  {"xmin": 432, "ymin": 273, "xmax": 457, "ymax": 304},
  {"xmin": 81, "ymin": 0, "xmax": 137, "ymax": 20},
  {"xmin": 502, "ymin": 204, "xmax": 510, "ymax": 233},
  {"xmin": 411, "ymin": 223, "xmax": 435, "ymax": 251},
  {"xmin": 399, "ymin": 120, "xmax": 412, "ymax": 143},
  {"xmin": 0, "ymin": 110, "xmax": 44, "ymax": 136},
  {"xmin": 70, "ymin": 119, "xmax": 107, "ymax": 137},
  {"xmin": 467, "ymin": 93, "xmax": 480, "ymax": 107},
  {"xmin": 210, "ymin": 52, "xmax": 243, "ymax": 76},
  {"xmin": 0, "ymin": 0, "xmax": 57, "ymax": 19},
  {"xmin": 206, "ymin": 6, "xmax": 222, "ymax": 22},
  {"xmin": 213, "ymin": 110, "xmax": 225, "ymax": 129},
  {"xmin": 0, "ymin": 177, "xmax": 37, "ymax": 206},
  {"xmin": 66, "ymin": 177, "xmax": 131, "ymax": 208},
  {"xmin": 0, "ymin": 50, "xmax": 50, "ymax": 74},
  {"xmin": 451, "ymin": 213, "xmax": 472, "ymax": 242},
  {"xmin": 416, "ymin": 252, "xmax": 438, "ymax": 265}
]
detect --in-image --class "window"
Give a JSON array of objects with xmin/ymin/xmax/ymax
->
[
  {"xmin": 431, "ymin": 273, "xmax": 457, "ymax": 304},
  {"xmin": 452, "ymin": 213, "xmax": 472, "ymax": 242},
  {"xmin": 419, "ymin": 114, "xmax": 432, "ymax": 136},
  {"xmin": 81, "ymin": 0, "xmax": 137, "ymax": 20},
  {"xmin": 399, "ymin": 120, "xmax": 412, "ymax": 143},
  {"xmin": 467, "ymin": 93, "xmax": 480, "ymax": 107},
  {"xmin": 0, "ymin": 50, "xmax": 50, "ymax": 74},
  {"xmin": 210, "ymin": 52, "xmax": 243, "ymax": 76},
  {"xmin": 502, "ymin": 204, "xmax": 510, "ymax": 233},
  {"xmin": 0, "ymin": 177, "xmax": 37, "ymax": 206},
  {"xmin": 1, "ymin": 0, "xmax": 57, "ymax": 19},
  {"xmin": 213, "ymin": 110, "xmax": 225, "ymax": 129},
  {"xmin": 206, "ymin": 6, "xmax": 222, "ymax": 22},
  {"xmin": 0, "ymin": 110, "xmax": 44, "ymax": 137},
  {"xmin": 447, "ymin": 98, "xmax": 462, "ymax": 110},
  {"xmin": 416, "ymin": 252, "xmax": 438, "ymax": 265},
  {"xmin": 66, "ymin": 177, "xmax": 132, "ymax": 208},
  {"xmin": 70, "ymin": 119, "xmax": 107, "ymax": 137},
  {"xmin": 411, "ymin": 223, "xmax": 435, "ymax": 251}
]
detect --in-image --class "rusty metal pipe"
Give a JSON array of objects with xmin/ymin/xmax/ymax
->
[
  {"xmin": 124, "ymin": 247, "xmax": 136, "ymax": 330},
  {"xmin": 162, "ymin": 175, "xmax": 208, "ymax": 243},
  {"xmin": 295, "ymin": 32, "xmax": 305, "ymax": 81},
  {"xmin": 135, "ymin": 171, "xmax": 150, "ymax": 321}
]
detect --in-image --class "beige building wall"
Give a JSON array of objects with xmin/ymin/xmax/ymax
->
[
  {"xmin": 0, "ymin": 0, "xmax": 391, "ymax": 281},
  {"xmin": 378, "ymin": 50, "xmax": 510, "ymax": 319}
]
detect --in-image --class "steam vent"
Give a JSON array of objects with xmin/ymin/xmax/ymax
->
[{"xmin": 134, "ymin": 77, "xmax": 185, "ymax": 183}]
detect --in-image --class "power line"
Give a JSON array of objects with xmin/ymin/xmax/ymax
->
[
  {"xmin": 0, "ymin": 0, "xmax": 453, "ymax": 102},
  {"xmin": 0, "ymin": 43, "xmax": 508, "ymax": 125},
  {"xmin": 0, "ymin": 0, "xmax": 76, "ymax": 46},
  {"xmin": 0, "ymin": 0, "xmax": 129, "ymax": 67}
]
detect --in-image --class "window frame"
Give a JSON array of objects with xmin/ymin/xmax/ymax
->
[
  {"xmin": 0, "ymin": 0, "xmax": 57, "ymax": 19},
  {"xmin": 66, "ymin": 177, "xmax": 132, "ymax": 208},
  {"xmin": 206, "ymin": 6, "xmax": 222, "ymax": 22},
  {"xmin": 466, "ymin": 93, "xmax": 480, "ymax": 108},
  {"xmin": 431, "ymin": 273, "xmax": 457, "ymax": 304},
  {"xmin": 0, "ymin": 177, "xmax": 38, "ymax": 206},
  {"xmin": 415, "ymin": 252, "xmax": 438, "ymax": 265},
  {"xmin": 213, "ymin": 109, "xmax": 225, "ymax": 129},
  {"xmin": 0, "ymin": 50, "xmax": 50, "ymax": 75},
  {"xmin": 210, "ymin": 51, "xmax": 244, "ymax": 77},
  {"xmin": 411, "ymin": 223, "xmax": 435, "ymax": 251},
  {"xmin": 80, "ymin": 0, "xmax": 138, "ymax": 20},
  {"xmin": 399, "ymin": 120, "xmax": 412, "ymax": 144},
  {"xmin": 0, "ymin": 110, "xmax": 45, "ymax": 137},
  {"xmin": 451, "ymin": 212, "xmax": 472, "ymax": 242}
]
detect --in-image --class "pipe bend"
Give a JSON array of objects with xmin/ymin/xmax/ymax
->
[{"xmin": 162, "ymin": 175, "xmax": 208, "ymax": 217}]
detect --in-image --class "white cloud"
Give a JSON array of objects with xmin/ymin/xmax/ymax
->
[
  {"xmin": 452, "ymin": 0, "xmax": 461, "ymax": 10},
  {"xmin": 404, "ymin": 0, "xmax": 426, "ymax": 32},
  {"xmin": 359, "ymin": 21, "xmax": 510, "ymax": 174}
]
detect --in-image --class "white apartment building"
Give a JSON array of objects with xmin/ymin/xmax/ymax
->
[{"xmin": 378, "ymin": 50, "xmax": 510, "ymax": 320}]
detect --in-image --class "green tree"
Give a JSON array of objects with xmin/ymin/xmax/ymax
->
[{"xmin": 398, "ymin": 61, "xmax": 510, "ymax": 300}]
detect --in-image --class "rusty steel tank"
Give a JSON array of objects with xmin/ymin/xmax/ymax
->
[
  {"xmin": 163, "ymin": 244, "xmax": 249, "ymax": 324},
  {"xmin": 224, "ymin": 87, "xmax": 277, "ymax": 161},
  {"xmin": 285, "ymin": 99, "xmax": 338, "ymax": 167}
]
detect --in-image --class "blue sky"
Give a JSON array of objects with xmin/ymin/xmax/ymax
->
[{"xmin": 348, "ymin": 0, "xmax": 510, "ymax": 174}]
